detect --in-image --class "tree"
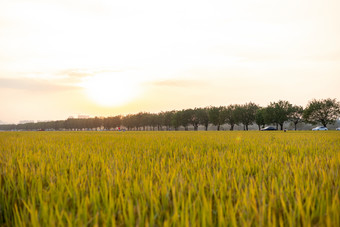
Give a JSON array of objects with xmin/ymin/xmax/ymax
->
[
  {"xmin": 223, "ymin": 105, "xmax": 238, "ymax": 131},
  {"xmin": 122, "ymin": 114, "xmax": 135, "ymax": 130},
  {"xmin": 54, "ymin": 120, "xmax": 65, "ymax": 130},
  {"xmin": 208, "ymin": 106, "xmax": 224, "ymax": 131},
  {"xmin": 235, "ymin": 102, "xmax": 259, "ymax": 130},
  {"xmin": 163, "ymin": 111, "xmax": 175, "ymax": 130},
  {"xmin": 255, "ymin": 108, "xmax": 266, "ymax": 130},
  {"xmin": 180, "ymin": 109, "xmax": 193, "ymax": 131},
  {"xmin": 148, "ymin": 113, "xmax": 159, "ymax": 131},
  {"xmin": 196, "ymin": 107, "xmax": 209, "ymax": 131},
  {"xmin": 171, "ymin": 111, "xmax": 182, "ymax": 131},
  {"xmin": 263, "ymin": 106, "xmax": 275, "ymax": 127},
  {"xmin": 303, "ymin": 98, "xmax": 340, "ymax": 127},
  {"xmin": 188, "ymin": 108, "xmax": 200, "ymax": 131},
  {"xmin": 139, "ymin": 112, "xmax": 152, "ymax": 131},
  {"xmin": 104, "ymin": 116, "xmax": 121, "ymax": 130},
  {"xmin": 91, "ymin": 117, "xmax": 103, "ymax": 130},
  {"xmin": 264, "ymin": 100, "xmax": 293, "ymax": 130},
  {"xmin": 155, "ymin": 113, "xmax": 164, "ymax": 131},
  {"xmin": 289, "ymin": 105, "xmax": 303, "ymax": 130}
]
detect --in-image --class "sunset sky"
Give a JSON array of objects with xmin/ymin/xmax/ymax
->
[{"xmin": 1, "ymin": 0, "xmax": 339, "ymax": 124}]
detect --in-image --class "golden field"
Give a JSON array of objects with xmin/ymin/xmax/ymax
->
[{"xmin": 0, "ymin": 131, "xmax": 339, "ymax": 226}]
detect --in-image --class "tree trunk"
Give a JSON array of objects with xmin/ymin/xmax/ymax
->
[
  {"xmin": 217, "ymin": 125, "xmax": 220, "ymax": 131},
  {"xmin": 245, "ymin": 125, "xmax": 248, "ymax": 131},
  {"xmin": 258, "ymin": 125, "xmax": 261, "ymax": 131},
  {"xmin": 194, "ymin": 124, "xmax": 198, "ymax": 131},
  {"xmin": 205, "ymin": 124, "xmax": 208, "ymax": 131},
  {"xmin": 294, "ymin": 123, "xmax": 297, "ymax": 131},
  {"xmin": 279, "ymin": 124, "xmax": 283, "ymax": 130},
  {"xmin": 230, "ymin": 124, "xmax": 234, "ymax": 131}
]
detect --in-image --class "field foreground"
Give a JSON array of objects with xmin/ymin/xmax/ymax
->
[{"xmin": 0, "ymin": 131, "xmax": 340, "ymax": 226}]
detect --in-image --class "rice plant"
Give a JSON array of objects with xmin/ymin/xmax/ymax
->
[{"xmin": 0, "ymin": 131, "xmax": 339, "ymax": 226}]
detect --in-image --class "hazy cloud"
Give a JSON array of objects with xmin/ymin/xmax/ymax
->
[
  {"xmin": 0, "ymin": 78, "xmax": 80, "ymax": 92},
  {"xmin": 151, "ymin": 79, "xmax": 209, "ymax": 88},
  {"xmin": 57, "ymin": 68, "xmax": 125, "ymax": 78},
  {"xmin": 57, "ymin": 69, "xmax": 92, "ymax": 78}
]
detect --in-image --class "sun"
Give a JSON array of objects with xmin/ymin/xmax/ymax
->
[{"xmin": 80, "ymin": 72, "xmax": 141, "ymax": 106}]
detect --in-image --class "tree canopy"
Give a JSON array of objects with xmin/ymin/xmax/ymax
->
[{"xmin": 303, "ymin": 98, "xmax": 340, "ymax": 127}]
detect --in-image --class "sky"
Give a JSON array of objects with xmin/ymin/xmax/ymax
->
[{"xmin": 0, "ymin": 0, "xmax": 339, "ymax": 124}]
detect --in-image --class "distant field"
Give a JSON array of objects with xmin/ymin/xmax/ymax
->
[{"xmin": 1, "ymin": 131, "xmax": 340, "ymax": 226}]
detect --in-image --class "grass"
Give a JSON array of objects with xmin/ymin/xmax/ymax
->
[{"xmin": 0, "ymin": 131, "xmax": 340, "ymax": 226}]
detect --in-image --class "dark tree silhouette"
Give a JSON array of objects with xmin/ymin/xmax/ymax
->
[
  {"xmin": 255, "ymin": 108, "xmax": 266, "ymax": 130},
  {"xmin": 303, "ymin": 98, "xmax": 340, "ymax": 127},
  {"xmin": 208, "ymin": 106, "xmax": 224, "ymax": 131},
  {"xmin": 104, "ymin": 116, "xmax": 121, "ymax": 130},
  {"xmin": 235, "ymin": 102, "xmax": 259, "ymax": 130},
  {"xmin": 289, "ymin": 105, "xmax": 303, "ymax": 130},
  {"xmin": 196, "ymin": 107, "xmax": 209, "ymax": 131},
  {"xmin": 223, "ymin": 105, "xmax": 238, "ymax": 131},
  {"xmin": 163, "ymin": 111, "xmax": 175, "ymax": 131},
  {"xmin": 264, "ymin": 101, "xmax": 293, "ymax": 130}
]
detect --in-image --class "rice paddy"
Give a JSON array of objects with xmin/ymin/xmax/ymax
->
[{"xmin": 0, "ymin": 131, "xmax": 339, "ymax": 226}]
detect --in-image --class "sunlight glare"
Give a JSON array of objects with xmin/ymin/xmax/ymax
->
[{"xmin": 80, "ymin": 72, "xmax": 141, "ymax": 106}]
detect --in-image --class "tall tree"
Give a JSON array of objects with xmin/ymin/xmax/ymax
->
[
  {"xmin": 163, "ymin": 111, "xmax": 175, "ymax": 130},
  {"xmin": 171, "ymin": 111, "xmax": 182, "ymax": 131},
  {"xmin": 91, "ymin": 117, "xmax": 103, "ymax": 130},
  {"xmin": 155, "ymin": 113, "xmax": 164, "ymax": 131},
  {"xmin": 208, "ymin": 106, "xmax": 224, "ymax": 131},
  {"xmin": 235, "ymin": 102, "xmax": 259, "ymax": 130},
  {"xmin": 148, "ymin": 113, "xmax": 159, "ymax": 131},
  {"xmin": 255, "ymin": 108, "xmax": 266, "ymax": 130},
  {"xmin": 303, "ymin": 98, "xmax": 340, "ymax": 127},
  {"xmin": 122, "ymin": 114, "xmax": 135, "ymax": 130},
  {"xmin": 188, "ymin": 108, "xmax": 200, "ymax": 131},
  {"xmin": 289, "ymin": 105, "xmax": 303, "ymax": 130},
  {"xmin": 224, "ymin": 105, "xmax": 238, "ymax": 131},
  {"xmin": 196, "ymin": 107, "xmax": 209, "ymax": 131},
  {"xmin": 139, "ymin": 112, "xmax": 152, "ymax": 131},
  {"xmin": 180, "ymin": 109, "xmax": 194, "ymax": 131},
  {"xmin": 265, "ymin": 100, "xmax": 293, "ymax": 130}
]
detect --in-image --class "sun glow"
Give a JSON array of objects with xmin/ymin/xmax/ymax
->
[{"xmin": 80, "ymin": 72, "xmax": 141, "ymax": 106}]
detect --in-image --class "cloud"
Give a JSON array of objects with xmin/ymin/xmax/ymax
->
[
  {"xmin": 57, "ymin": 69, "xmax": 93, "ymax": 79},
  {"xmin": 0, "ymin": 78, "xmax": 80, "ymax": 92},
  {"xmin": 57, "ymin": 68, "xmax": 125, "ymax": 78},
  {"xmin": 151, "ymin": 79, "xmax": 208, "ymax": 88}
]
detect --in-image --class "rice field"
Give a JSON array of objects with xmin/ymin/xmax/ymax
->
[{"xmin": 0, "ymin": 131, "xmax": 340, "ymax": 226}]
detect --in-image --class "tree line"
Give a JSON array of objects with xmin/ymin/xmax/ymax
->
[{"xmin": 1, "ymin": 98, "xmax": 339, "ymax": 131}]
